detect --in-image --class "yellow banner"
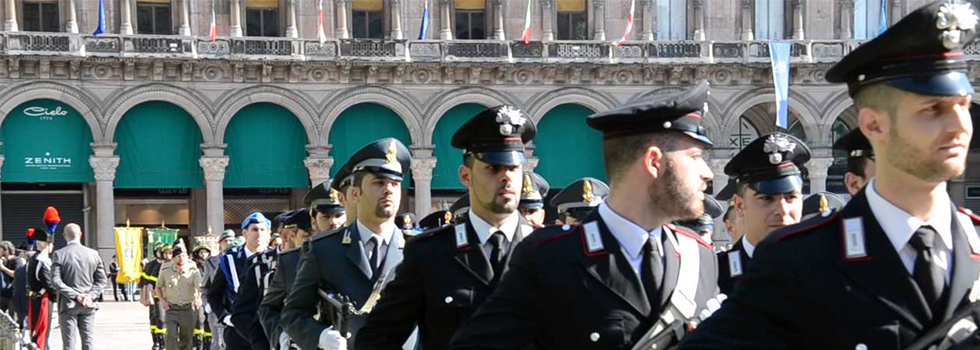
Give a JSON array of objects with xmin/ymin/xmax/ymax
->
[{"xmin": 114, "ymin": 227, "xmax": 144, "ymax": 284}]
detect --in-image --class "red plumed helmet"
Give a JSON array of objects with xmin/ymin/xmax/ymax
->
[
  {"xmin": 26, "ymin": 228, "xmax": 35, "ymax": 238},
  {"xmin": 43, "ymin": 206, "xmax": 61, "ymax": 224}
]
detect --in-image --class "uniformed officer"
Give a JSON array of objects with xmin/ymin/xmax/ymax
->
[
  {"xmin": 715, "ymin": 132, "xmax": 811, "ymax": 295},
  {"xmin": 518, "ymin": 171, "xmax": 550, "ymax": 228},
  {"xmin": 143, "ymin": 244, "xmax": 170, "ymax": 350},
  {"xmin": 205, "ymin": 230, "xmax": 234, "ymax": 350},
  {"xmin": 207, "ymin": 212, "xmax": 272, "ymax": 350},
  {"xmin": 231, "ymin": 212, "xmax": 287, "ymax": 350},
  {"xmin": 191, "ymin": 245, "xmax": 213, "ymax": 350},
  {"xmin": 549, "ymin": 177, "xmax": 609, "ymax": 225},
  {"xmin": 356, "ymin": 105, "xmax": 537, "ymax": 350},
  {"xmin": 26, "ymin": 227, "xmax": 55, "ymax": 350},
  {"xmin": 158, "ymin": 242, "xmax": 204, "ymax": 350},
  {"xmin": 331, "ymin": 162, "xmax": 358, "ymax": 226},
  {"xmin": 676, "ymin": 195, "xmax": 724, "ymax": 243},
  {"xmin": 306, "ymin": 182, "xmax": 347, "ymax": 233},
  {"xmin": 259, "ymin": 209, "xmax": 316, "ymax": 350},
  {"xmin": 800, "ymin": 191, "xmax": 847, "ymax": 219},
  {"xmin": 449, "ymin": 194, "xmax": 470, "ymax": 223},
  {"xmin": 395, "ymin": 213, "xmax": 420, "ymax": 238},
  {"xmin": 680, "ymin": 2, "xmax": 980, "ymax": 348},
  {"xmin": 282, "ymin": 138, "xmax": 414, "ymax": 350},
  {"xmin": 447, "ymin": 81, "xmax": 721, "ymax": 350},
  {"xmin": 834, "ymin": 128, "xmax": 876, "ymax": 195},
  {"xmin": 419, "ymin": 210, "xmax": 454, "ymax": 231}
]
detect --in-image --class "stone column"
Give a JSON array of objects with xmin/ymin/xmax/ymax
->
[
  {"xmin": 740, "ymin": 0, "xmax": 753, "ymax": 40},
  {"xmin": 120, "ymin": 0, "xmax": 133, "ymax": 34},
  {"xmin": 805, "ymin": 158, "xmax": 834, "ymax": 194},
  {"xmin": 200, "ymin": 156, "xmax": 229, "ymax": 236},
  {"xmin": 66, "ymin": 0, "xmax": 79, "ymax": 33},
  {"xmin": 710, "ymin": 159, "xmax": 729, "ymax": 197},
  {"xmin": 593, "ymin": 0, "xmax": 605, "ymax": 40},
  {"xmin": 439, "ymin": 0, "xmax": 453, "ymax": 40},
  {"xmin": 390, "ymin": 0, "xmax": 403, "ymax": 39},
  {"xmin": 410, "ymin": 157, "xmax": 437, "ymax": 219},
  {"xmin": 304, "ymin": 157, "xmax": 334, "ymax": 188},
  {"xmin": 90, "ymin": 148, "xmax": 119, "ymax": 264},
  {"xmin": 692, "ymin": 0, "xmax": 706, "ymax": 41},
  {"xmin": 4, "ymin": 0, "xmax": 18, "ymax": 31},
  {"xmin": 541, "ymin": 0, "xmax": 554, "ymax": 41},
  {"xmin": 286, "ymin": 0, "xmax": 299, "ymax": 37},
  {"xmin": 839, "ymin": 0, "xmax": 853, "ymax": 39},
  {"xmin": 178, "ymin": 0, "xmax": 192, "ymax": 35},
  {"xmin": 640, "ymin": 0, "xmax": 653, "ymax": 41},
  {"xmin": 792, "ymin": 0, "xmax": 804, "ymax": 39},
  {"xmin": 230, "ymin": 0, "xmax": 243, "ymax": 37},
  {"xmin": 335, "ymin": 0, "xmax": 350, "ymax": 39},
  {"xmin": 492, "ymin": 0, "xmax": 505, "ymax": 40}
]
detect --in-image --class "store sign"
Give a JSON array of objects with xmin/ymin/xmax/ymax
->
[
  {"xmin": 23, "ymin": 106, "xmax": 70, "ymax": 120},
  {"xmin": 1, "ymin": 99, "xmax": 94, "ymax": 183},
  {"xmin": 24, "ymin": 152, "xmax": 74, "ymax": 170}
]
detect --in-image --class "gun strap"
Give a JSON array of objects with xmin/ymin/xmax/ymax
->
[{"xmin": 646, "ymin": 227, "xmax": 702, "ymax": 342}]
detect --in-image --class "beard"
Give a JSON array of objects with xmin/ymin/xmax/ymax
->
[
  {"xmin": 374, "ymin": 199, "xmax": 397, "ymax": 218},
  {"xmin": 648, "ymin": 159, "xmax": 703, "ymax": 221},
  {"xmin": 486, "ymin": 184, "xmax": 519, "ymax": 214},
  {"xmin": 886, "ymin": 124, "xmax": 966, "ymax": 182}
]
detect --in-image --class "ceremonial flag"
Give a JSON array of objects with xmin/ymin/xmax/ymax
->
[
  {"xmin": 522, "ymin": 0, "xmax": 533, "ymax": 44},
  {"xmin": 210, "ymin": 0, "xmax": 218, "ymax": 41},
  {"xmin": 419, "ymin": 0, "xmax": 430, "ymax": 40},
  {"xmin": 114, "ymin": 227, "xmax": 144, "ymax": 284},
  {"xmin": 613, "ymin": 0, "xmax": 636, "ymax": 46},
  {"xmin": 93, "ymin": 0, "xmax": 106, "ymax": 37},
  {"xmin": 769, "ymin": 40, "xmax": 792, "ymax": 129},
  {"xmin": 319, "ymin": 0, "xmax": 328, "ymax": 44}
]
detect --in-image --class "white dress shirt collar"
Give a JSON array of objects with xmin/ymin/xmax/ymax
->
[
  {"xmin": 741, "ymin": 237, "xmax": 757, "ymax": 259},
  {"xmin": 867, "ymin": 179, "xmax": 952, "ymax": 253},
  {"xmin": 468, "ymin": 210, "xmax": 519, "ymax": 245},
  {"xmin": 597, "ymin": 201, "xmax": 664, "ymax": 274},
  {"xmin": 356, "ymin": 220, "xmax": 394, "ymax": 246}
]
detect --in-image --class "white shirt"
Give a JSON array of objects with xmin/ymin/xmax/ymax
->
[
  {"xmin": 866, "ymin": 179, "xmax": 952, "ymax": 284},
  {"xmin": 356, "ymin": 220, "xmax": 394, "ymax": 261},
  {"xmin": 244, "ymin": 246, "xmax": 255, "ymax": 259},
  {"xmin": 598, "ymin": 202, "xmax": 664, "ymax": 276},
  {"xmin": 742, "ymin": 237, "xmax": 757, "ymax": 259},
  {"xmin": 468, "ymin": 210, "xmax": 519, "ymax": 257}
]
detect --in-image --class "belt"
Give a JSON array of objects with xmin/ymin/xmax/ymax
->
[{"xmin": 169, "ymin": 303, "xmax": 192, "ymax": 310}]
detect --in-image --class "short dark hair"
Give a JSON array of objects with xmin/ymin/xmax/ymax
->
[
  {"xmin": 847, "ymin": 156, "xmax": 872, "ymax": 178},
  {"xmin": 602, "ymin": 132, "xmax": 684, "ymax": 183},
  {"xmin": 352, "ymin": 171, "xmax": 368, "ymax": 189},
  {"xmin": 853, "ymin": 82, "xmax": 902, "ymax": 120},
  {"xmin": 462, "ymin": 154, "xmax": 475, "ymax": 168},
  {"xmin": 723, "ymin": 206, "xmax": 735, "ymax": 222}
]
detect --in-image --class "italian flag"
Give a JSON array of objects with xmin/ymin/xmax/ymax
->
[
  {"xmin": 209, "ymin": 1, "xmax": 217, "ymax": 41},
  {"xmin": 522, "ymin": 0, "xmax": 532, "ymax": 44},
  {"xmin": 318, "ymin": 0, "xmax": 327, "ymax": 44},
  {"xmin": 614, "ymin": 0, "xmax": 636, "ymax": 47}
]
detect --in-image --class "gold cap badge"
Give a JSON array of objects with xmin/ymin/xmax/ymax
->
[
  {"xmin": 385, "ymin": 141, "xmax": 398, "ymax": 164},
  {"xmin": 522, "ymin": 173, "xmax": 535, "ymax": 195},
  {"xmin": 582, "ymin": 180, "xmax": 595, "ymax": 203},
  {"xmin": 444, "ymin": 211, "xmax": 453, "ymax": 224},
  {"xmin": 818, "ymin": 193, "xmax": 829, "ymax": 213}
]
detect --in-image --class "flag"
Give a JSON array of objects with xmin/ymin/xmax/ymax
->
[
  {"xmin": 93, "ymin": 0, "xmax": 106, "ymax": 37},
  {"xmin": 522, "ymin": 0, "xmax": 532, "ymax": 44},
  {"xmin": 419, "ymin": 0, "xmax": 430, "ymax": 40},
  {"xmin": 210, "ymin": 0, "xmax": 217, "ymax": 41},
  {"xmin": 613, "ymin": 0, "xmax": 635, "ymax": 47},
  {"xmin": 318, "ymin": 0, "xmax": 328, "ymax": 44},
  {"xmin": 114, "ymin": 227, "xmax": 144, "ymax": 284},
  {"xmin": 877, "ymin": 0, "xmax": 888, "ymax": 36},
  {"xmin": 769, "ymin": 40, "xmax": 792, "ymax": 129}
]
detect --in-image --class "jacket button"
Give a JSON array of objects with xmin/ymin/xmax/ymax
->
[
  {"xmin": 444, "ymin": 296, "xmax": 453, "ymax": 304},
  {"xmin": 855, "ymin": 344, "xmax": 867, "ymax": 350},
  {"xmin": 562, "ymin": 225, "xmax": 571, "ymax": 231},
  {"xmin": 590, "ymin": 332, "xmax": 599, "ymax": 342}
]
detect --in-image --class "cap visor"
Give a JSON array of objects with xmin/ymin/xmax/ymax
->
[
  {"xmin": 751, "ymin": 176, "xmax": 803, "ymax": 195},
  {"xmin": 476, "ymin": 151, "xmax": 525, "ymax": 166},
  {"xmin": 682, "ymin": 131, "xmax": 714, "ymax": 146},
  {"xmin": 519, "ymin": 201, "xmax": 545, "ymax": 210},
  {"xmin": 315, "ymin": 205, "xmax": 346, "ymax": 215},
  {"xmin": 886, "ymin": 72, "xmax": 974, "ymax": 96}
]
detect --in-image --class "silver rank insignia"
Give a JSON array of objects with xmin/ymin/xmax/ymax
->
[
  {"xmin": 496, "ymin": 106, "xmax": 526, "ymax": 137},
  {"xmin": 342, "ymin": 230, "xmax": 352, "ymax": 245},
  {"xmin": 763, "ymin": 134, "xmax": 796, "ymax": 165},
  {"xmin": 455, "ymin": 224, "xmax": 469, "ymax": 248},
  {"xmin": 842, "ymin": 217, "xmax": 867, "ymax": 260},
  {"xmin": 584, "ymin": 222, "xmax": 604, "ymax": 253},
  {"xmin": 728, "ymin": 250, "xmax": 743, "ymax": 277},
  {"xmin": 937, "ymin": 2, "xmax": 978, "ymax": 50}
]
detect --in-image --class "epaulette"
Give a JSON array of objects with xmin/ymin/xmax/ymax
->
[
  {"xmin": 776, "ymin": 210, "xmax": 840, "ymax": 243},
  {"xmin": 668, "ymin": 224, "xmax": 712, "ymax": 250},
  {"xmin": 532, "ymin": 224, "xmax": 579, "ymax": 249},
  {"xmin": 959, "ymin": 207, "xmax": 980, "ymax": 224},
  {"xmin": 308, "ymin": 227, "xmax": 344, "ymax": 243},
  {"xmin": 406, "ymin": 224, "xmax": 454, "ymax": 244},
  {"xmin": 278, "ymin": 246, "xmax": 301, "ymax": 255}
]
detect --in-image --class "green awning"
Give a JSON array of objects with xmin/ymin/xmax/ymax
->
[
  {"xmin": 1, "ymin": 99, "xmax": 94, "ymax": 183},
  {"xmin": 534, "ymin": 104, "xmax": 606, "ymax": 187},
  {"xmin": 224, "ymin": 103, "xmax": 308, "ymax": 188},
  {"xmin": 114, "ymin": 101, "xmax": 204, "ymax": 188},
  {"xmin": 431, "ymin": 103, "xmax": 484, "ymax": 190},
  {"xmin": 329, "ymin": 103, "xmax": 412, "ymax": 183}
]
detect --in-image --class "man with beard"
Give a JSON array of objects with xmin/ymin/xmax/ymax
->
[
  {"xmin": 447, "ymin": 81, "xmax": 720, "ymax": 350},
  {"xmin": 715, "ymin": 133, "xmax": 810, "ymax": 295},
  {"xmin": 834, "ymin": 128, "xmax": 876, "ymax": 196},
  {"xmin": 678, "ymin": 2, "xmax": 980, "ymax": 349},
  {"xmin": 549, "ymin": 177, "xmax": 609, "ymax": 225},
  {"xmin": 518, "ymin": 171, "xmax": 549, "ymax": 228},
  {"xmin": 259, "ymin": 209, "xmax": 316, "ymax": 350},
  {"xmin": 355, "ymin": 106, "xmax": 536, "ymax": 350},
  {"xmin": 283, "ymin": 138, "xmax": 413, "ymax": 350}
]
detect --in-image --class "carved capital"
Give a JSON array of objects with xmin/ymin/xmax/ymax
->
[
  {"xmin": 410, "ymin": 158, "xmax": 438, "ymax": 181},
  {"xmin": 200, "ymin": 157, "xmax": 230, "ymax": 182},
  {"xmin": 541, "ymin": 0, "xmax": 553, "ymax": 9},
  {"xmin": 304, "ymin": 157, "xmax": 334, "ymax": 185},
  {"xmin": 805, "ymin": 157, "xmax": 835, "ymax": 178},
  {"xmin": 90, "ymin": 157, "xmax": 121, "ymax": 182}
]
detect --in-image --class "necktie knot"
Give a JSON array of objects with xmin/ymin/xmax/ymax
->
[{"xmin": 910, "ymin": 226, "xmax": 937, "ymax": 251}]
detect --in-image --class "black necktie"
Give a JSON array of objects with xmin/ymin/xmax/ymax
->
[
  {"xmin": 641, "ymin": 236, "xmax": 664, "ymax": 309},
  {"xmin": 909, "ymin": 225, "xmax": 945, "ymax": 309},
  {"xmin": 488, "ymin": 231, "xmax": 507, "ymax": 277},
  {"xmin": 368, "ymin": 236, "xmax": 381, "ymax": 275}
]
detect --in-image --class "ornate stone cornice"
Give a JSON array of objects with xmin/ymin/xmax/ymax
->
[
  {"xmin": 304, "ymin": 157, "xmax": 334, "ymax": 185},
  {"xmin": 200, "ymin": 157, "xmax": 229, "ymax": 182},
  {"xmin": 90, "ymin": 156, "xmax": 120, "ymax": 181}
]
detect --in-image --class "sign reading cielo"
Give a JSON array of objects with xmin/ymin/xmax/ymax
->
[{"xmin": 1, "ymin": 99, "xmax": 94, "ymax": 183}]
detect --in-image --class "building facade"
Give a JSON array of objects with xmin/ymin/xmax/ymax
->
[{"xmin": 1, "ymin": 0, "xmax": 979, "ymax": 260}]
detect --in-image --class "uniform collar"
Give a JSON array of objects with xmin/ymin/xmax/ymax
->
[
  {"xmin": 597, "ymin": 201, "xmax": 663, "ymax": 259},
  {"xmin": 866, "ymin": 179, "xmax": 952, "ymax": 253},
  {"xmin": 741, "ymin": 237, "xmax": 756, "ymax": 258},
  {"xmin": 356, "ymin": 220, "xmax": 394, "ymax": 246},
  {"xmin": 468, "ymin": 210, "xmax": 519, "ymax": 245},
  {"xmin": 244, "ymin": 246, "xmax": 255, "ymax": 258}
]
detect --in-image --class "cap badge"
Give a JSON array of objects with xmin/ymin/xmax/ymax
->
[
  {"xmin": 404, "ymin": 215, "xmax": 412, "ymax": 226},
  {"xmin": 763, "ymin": 134, "xmax": 796, "ymax": 165},
  {"xmin": 818, "ymin": 193, "xmax": 830, "ymax": 213},
  {"xmin": 582, "ymin": 180, "xmax": 595, "ymax": 203},
  {"xmin": 522, "ymin": 174, "xmax": 535, "ymax": 195},
  {"xmin": 385, "ymin": 141, "xmax": 398, "ymax": 164},
  {"xmin": 937, "ymin": 2, "xmax": 978, "ymax": 49},
  {"xmin": 496, "ymin": 106, "xmax": 527, "ymax": 137},
  {"xmin": 329, "ymin": 188, "xmax": 340, "ymax": 201},
  {"xmin": 444, "ymin": 211, "xmax": 454, "ymax": 225}
]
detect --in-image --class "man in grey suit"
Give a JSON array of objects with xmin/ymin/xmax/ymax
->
[{"xmin": 51, "ymin": 223, "xmax": 107, "ymax": 350}]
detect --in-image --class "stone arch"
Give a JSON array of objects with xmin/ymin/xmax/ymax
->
[
  {"xmin": 723, "ymin": 88, "xmax": 820, "ymax": 146},
  {"xmin": 104, "ymin": 84, "xmax": 214, "ymax": 144},
  {"xmin": 214, "ymin": 86, "xmax": 318, "ymax": 145},
  {"xmin": 322, "ymin": 86, "xmax": 423, "ymax": 145},
  {"xmin": 0, "ymin": 81, "xmax": 104, "ymax": 141},
  {"xmin": 423, "ymin": 87, "xmax": 518, "ymax": 145},
  {"xmin": 821, "ymin": 90, "xmax": 857, "ymax": 143},
  {"xmin": 524, "ymin": 87, "xmax": 618, "ymax": 124}
]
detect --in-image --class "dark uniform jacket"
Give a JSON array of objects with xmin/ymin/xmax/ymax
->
[
  {"xmin": 282, "ymin": 223, "xmax": 406, "ymax": 350},
  {"xmin": 258, "ymin": 247, "xmax": 302, "ymax": 347},
  {"xmin": 207, "ymin": 245, "xmax": 256, "ymax": 349},
  {"xmin": 354, "ymin": 216, "xmax": 535, "ymax": 350},
  {"xmin": 140, "ymin": 259, "xmax": 162, "ymax": 291},
  {"xmin": 27, "ymin": 252, "xmax": 56, "ymax": 350},
  {"xmin": 678, "ymin": 190, "xmax": 980, "ymax": 349},
  {"xmin": 446, "ymin": 212, "xmax": 719, "ymax": 350},
  {"xmin": 716, "ymin": 239, "xmax": 750, "ymax": 295},
  {"xmin": 231, "ymin": 249, "xmax": 278, "ymax": 350}
]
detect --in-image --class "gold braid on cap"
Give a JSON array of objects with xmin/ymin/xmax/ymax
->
[
  {"xmin": 818, "ymin": 193, "xmax": 830, "ymax": 213},
  {"xmin": 522, "ymin": 174, "xmax": 535, "ymax": 195},
  {"xmin": 385, "ymin": 141, "xmax": 397, "ymax": 163},
  {"xmin": 582, "ymin": 180, "xmax": 595, "ymax": 203}
]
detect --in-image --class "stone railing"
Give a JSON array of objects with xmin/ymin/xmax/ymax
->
[
  {"xmin": 0, "ymin": 32, "xmax": 955, "ymax": 64},
  {"xmin": 0, "ymin": 310, "xmax": 35, "ymax": 350}
]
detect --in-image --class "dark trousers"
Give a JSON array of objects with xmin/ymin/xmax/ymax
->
[
  {"xmin": 223, "ymin": 325, "xmax": 251, "ymax": 350},
  {"xmin": 150, "ymin": 299, "xmax": 167, "ymax": 346}
]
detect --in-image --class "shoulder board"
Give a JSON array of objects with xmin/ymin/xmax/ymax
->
[
  {"xmin": 670, "ymin": 225, "xmax": 712, "ymax": 250},
  {"xmin": 278, "ymin": 247, "xmax": 301, "ymax": 255},
  {"xmin": 531, "ymin": 224, "xmax": 579, "ymax": 249},
  {"xmin": 406, "ymin": 224, "xmax": 455, "ymax": 244},
  {"xmin": 959, "ymin": 207, "xmax": 980, "ymax": 224},
  {"xmin": 309, "ymin": 227, "xmax": 344, "ymax": 243},
  {"xmin": 775, "ymin": 210, "xmax": 840, "ymax": 243}
]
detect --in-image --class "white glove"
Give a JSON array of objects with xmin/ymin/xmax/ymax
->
[
  {"xmin": 698, "ymin": 293, "xmax": 727, "ymax": 321},
  {"xmin": 223, "ymin": 315, "xmax": 234, "ymax": 327},
  {"xmin": 279, "ymin": 331, "xmax": 292, "ymax": 350},
  {"xmin": 204, "ymin": 303, "xmax": 212, "ymax": 314},
  {"xmin": 318, "ymin": 328, "xmax": 348, "ymax": 350}
]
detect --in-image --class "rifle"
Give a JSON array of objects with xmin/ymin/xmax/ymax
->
[
  {"xmin": 317, "ymin": 290, "xmax": 359, "ymax": 337},
  {"xmin": 630, "ymin": 318, "xmax": 687, "ymax": 350},
  {"xmin": 905, "ymin": 302, "xmax": 980, "ymax": 350}
]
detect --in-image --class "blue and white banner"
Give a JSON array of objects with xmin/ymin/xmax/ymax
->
[
  {"xmin": 419, "ymin": 0, "xmax": 430, "ymax": 40},
  {"xmin": 769, "ymin": 40, "xmax": 792, "ymax": 129},
  {"xmin": 93, "ymin": 0, "xmax": 106, "ymax": 37}
]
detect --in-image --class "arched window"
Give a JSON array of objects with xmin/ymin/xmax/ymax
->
[
  {"xmin": 454, "ymin": 0, "xmax": 487, "ymax": 39},
  {"xmin": 352, "ymin": 0, "xmax": 384, "ymax": 39},
  {"xmin": 787, "ymin": 120, "xmax": 806, "ymax": 141},
  {"xmin": 22, "ymin": 0, "xmax": 60, "ymax": 32},
  {"xmin": 556, "ymin": 0, "xmax": 588, "ymax": 40},
  {"xmin": 755, "ymin": 0, "xmax": 785, "ymax": 40},
  {"xmin": 656, "ymin": 0, "xmax": 687, "ymax": 40},
  {"xmin": 854, "ymin": 0, "xmax": 887, "ymax": 39},
  {"xmin": 728, "ymin": 117, "xmax": 760, "ymax": 150}
]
